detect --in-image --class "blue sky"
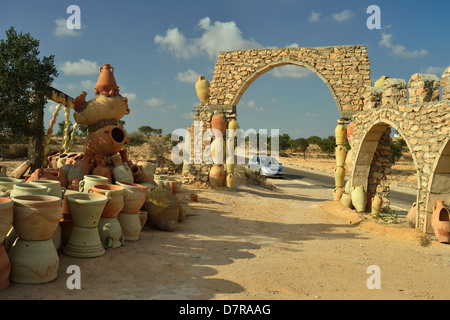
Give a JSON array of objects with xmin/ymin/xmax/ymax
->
[{"xmin": 1, "ymin": 0, "xmax": 449, "ymax": 139}]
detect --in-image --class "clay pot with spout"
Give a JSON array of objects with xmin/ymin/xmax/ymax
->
[
  {"xmin": 95, "ymin": 64, "xmax": 119, "ymax": 96},
  {"xmin": 88, "ymin": 184, "xmax": 127, "ymax": 218},
  {"xmin": 432, "ymin": 200, "xmax": 450, "ymax": 243},
  {"xmin": 131, "ymin": 164, "xmax": 151, "ymax": 183},
  {"xmin": 85, "ymin": 125, "xmax": 129, "ymax": 157}
]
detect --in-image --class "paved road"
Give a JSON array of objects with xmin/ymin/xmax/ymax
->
[{"xmin": 280, "ymin": 165, "xmax": 416, "ymax": 214}]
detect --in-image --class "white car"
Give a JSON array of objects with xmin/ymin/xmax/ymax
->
[{"xmin": 247, "ymin": 156, "xmax": 285, "ymax": 178}]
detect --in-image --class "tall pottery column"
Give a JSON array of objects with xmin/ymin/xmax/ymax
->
[{"xmin": 334, "ymin": 121, "xmax": 347, "ymax": 201}]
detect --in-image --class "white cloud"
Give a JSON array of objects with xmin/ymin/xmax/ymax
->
[
  {"xmin": 154, "ymin": 17, "xmax": 263, "ymax": 60},
  {"xmin": 53, "ymin": 18, "xmax": 83, "ymax": 37},
  {"xmin": 271, "ymin": 65, "xmax": 312, "ymax": 79},
  {"xmin": 309, "ymin": 10, "xmax": 321, "ymax": 22},
  {"xmin": 332, "ymin": 9, "xmax": 355, "ymax": 23},
  {"xmin": 121, "ymin": 92, "xmax": 137, "ymax": 101},
  {"xmin": 379, "ymin": 32, "xmax": 428, "ymax": 58},
  {"xmin": 420, "ymin": 66, "xmax": 446, "ymax": 77},
  {"xmin": 180, "ymin": 112, "xmax": 195, "ymax": 120},
  {"xmin": 305, "ymin": 112, "xmax": 318, "ymax": 118},
  {"xmin": 66, "ymin": 79, "xmax": 95, "ymax": 91},
  {"xmin": 175, "ymin": 69, "xmax": 200, "ymax": 83},
  {"xmin": 59, "ymin": 59, "xmax": 99, "ymax": 75},
  {"xmin": 145, "ymin": 97, "xmax": 165, "ymax": 108},
  {"xmin": 246, "ymin": 100, "xmax": 265, "ymax": 112}
]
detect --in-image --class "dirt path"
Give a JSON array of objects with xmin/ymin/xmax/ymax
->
[{"xmin": 1, "ymin": 172, "xmax": 449, "ymax": 300}]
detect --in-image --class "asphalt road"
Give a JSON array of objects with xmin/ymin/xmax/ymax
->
[{"xmin": 281, "ymin": 165, "xmax": 417, "ymax": 213}]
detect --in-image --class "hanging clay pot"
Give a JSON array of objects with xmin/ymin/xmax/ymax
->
[
  {"xmin": 85, "ymin": 125, "xmax": 129, "ymax": 157},
  {"xmin": 406, "ymin": 202, "xmax": 417, "ymax": 228},
  {"xmin": 0, "ymin": 243, "xmax": 10, "ymax": 290},
  {"xmin": 8, "ymin": 238, "xmax": 59, "ymax": 284},
  {"xmin": 88, "ymin": 184, "xmax": 127, "ymax": 218},
  {"xmin": 67, "ymin": 154, "xmax": 94, "ymax": 183},
  {"xmin": 334, "ymin": 166, "xmax": 345, "ymax": 188},
  {"xmin": 9, "ymin": 183, "xmax": 50, "ymax": 198},
  {"xmin": 95, "ymin": 64, "xmax": 119, "ymax": 96},
  {"xmin": 335, "ymin": 146, "xmax": 347, "ymax": 167},
  {"xmin": 333, "ymin": 187, "xmax": 344, "ymax": 201},
  {"xmin": 371, "ymin": 194, "xmax": 382, "ymax": 217},
  {"xmin": 79, "ymin": 174, "xmax": 110, "ymax": 193},
  {"xmin": 209, "ymin": 164, "xmax": 226, "ymax": 187},
  {"xmin": 12, "ymin": 195, "xmax": 61, "ymax": 241},
  {"xmin": 98, "ymin": 217, "xmax": 124, "ymax": 249},
  {"xmin": 351, "ymin": 186, "xmax": 367, "ymax": 213},
  {"xmin": 211, "ymin": 113, "xmax": 227, "ymax": 138},
  {"xmin": 340, "ymin": 193, "xmax": 353, "ymax": 209},
  {"xmin": 74, "ymin": 94, "xmax": 130, "ymax": 125},
  {"xmin": 117, "ymin": 213, "xmax": 142, "ymax": 241},
  {"xmin": 195, "ymin": 75, "xmax": 210, "ymax": 102},
  {"xmin": 115, "ymin": 181, "xmax": 147, "ymax": 214},
  {"xmin": 432, "ymin": 200, "xmax": 450, "ymax": 243},
  {"xmin": 335, "ymin": 123, "xmax": 346, "ymax": 146},
  {"xmin": 0, "ymin": 197, "xmax": 13, "ymax": 244},
  {"xmin": 29, "ymin": 179, "xmax": 66, "ymax": 199},
  {"xmin": 92, "ymin": 155, "xmax": 112, "ymax": 182}
]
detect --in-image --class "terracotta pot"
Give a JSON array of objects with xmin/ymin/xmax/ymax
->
[
  {"xmin": 137, "ymin": 161, "xmax": 157, "ymax": 175},
  {"xmin": 211, "ymin": 113, "xmax": 227, "ymax": 138},
  {"xmin": 65, "ymin": 193, "xmax": 108, "ymax": 228},
  {"xmin": 209, "ymin": 164, "xmax": 226, "ymax": 187},
  {"xmin": 347, "ymin": 121, "xmax": 354, "ymax": 146},
  {"xmin": 0, "ymin": 244, "xmax": 10, "ymax": 291},
  {"xmin": 118, "ymin": 212, "xmax": 141, "ymax": 241},
  {"xmin": 12, "ymin": 195, "xmax": 61, "ymax": 241},
  {"xmin": 406, "ymin": 202, "xmax": 417, "ymax": 228},
  {"xmin": 432, "ymin": 200, "xmax": 450, "ymax": 243},
  {"xmin": 25, "ymin": 168, "xmax": 69, "ymax": 188},
  {"xmin": 29, "ymin": 179, "xmax": 66, "ymax": 199},
  {"xmin": 195, "ymin": 76, "xmax": 210, "ymax": 102},
  {"xmin": 0, "ymin": 197, "xmax": 13, "ymax": 243},
  {"xmin": 9, "ymin": 183, "xmax": 50, "ymax": 198},
  {"xmin": 98, "ymin": 217, "xmax": 124, "ymax": 249},
  {"xmin": 8, "ymin": 238, "xmax": 59, "ymax": 284},
  {"xmin": 351, "ymin": 186, "xmax": 367, "ymax": 213},
  {"xmin": 74, "ymin": 94, "xmax": 130, "ymax": 125},
  {"xmin": 340, "ymin": 193, "xmax": 353, "ymax": 208},
  {"xmin": 131, "ymin": 164, "xmax": 151, "ymax": 183},
  {"xmin": 115, "ymin": 181, "xmax": 147, "ymax": 214},
  {"xmin": 0, "ymin": 177, "xmax": 22, "ymax": 193},
  {"xmin": 371, "ymin": 194, "xmax": 382, "ymax": 217},
  {"xmin": 92, "ymin": 155, "xmax": 112, "ymax": 182},
  {"xmin": 190, "ymin": 193, "xmax": 198, "ymax": 202},
  {"xmin": 335, "ymin": 123, "xmax": 346, "ymax": 146},
  {"xmin": 65, "ymin": 153, "xmax": 84, "ymax": 165},
  {"xmin": 85, "ymin": 125, "xmax": 129, "ymax": 157},
  {"xmin": 79, "ymin": 174, "xmax": 110, "ymax": 193},
  {"xmin": 119, "ymin": 149, "xmax": 134, "ymax": 168},
  {"xmin": 112, "ymin": 161, "xmax": 134, "ymax": 184},
  {"xmin": 67, "ymin": 155, "xmax": 94, "ymax": 183},
  {"xmin": 60, "ymin": 190, "xmax": 81, "ymax": 246},
  {"xmin": 335, "ymin": 146, "xmax": 347, "ymax": 167},
  {"xmin": 334, "ymin": 166, "xmax": 345, "ymax": 188},
  {"xmin": 88, "ymin": 184, "xmax": 127, "ymax": 218},
  {"xmin": 95, "ymin": 64, "xmax": 119, "ymax": 96}
]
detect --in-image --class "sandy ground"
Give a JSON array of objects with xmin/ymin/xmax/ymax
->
[{"xmin": 1, "ymin": 162, "xmax": 449, "ymax": 300}]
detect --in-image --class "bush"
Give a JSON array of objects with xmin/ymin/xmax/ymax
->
[{"xmin": 127, "ymin": 131, "xmax": 147, "ymax": 145}]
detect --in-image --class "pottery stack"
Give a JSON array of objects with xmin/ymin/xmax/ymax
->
[{"xmin": 334, "ymin": 122, "xmax": 347, "ymax": 201}]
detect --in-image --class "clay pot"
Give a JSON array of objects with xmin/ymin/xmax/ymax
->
[
  {"xmin": 56, "ymin": 153, "xmax": 68, "ymax": 168},
  {"xmin": 65, "ymin": 153, "xmax": 84, "ymax": 165},
  {"xmin": 0, "ymin": 244, "xmax": 10, "ymax": 290},
  {"xmin": 115, "ymin": 181, "xmax": 147, "ymax": 214},
  {"xmin": 79, "ymin": 174, "xmax": 110, "ymax": 193},
  {"xmin": 29, "ymin": 179, "xmax": 66, "ymax": 199},
  {"xmin": 85, "ymin": 125, "xmax": 129, "ymax": 157},
  {"xmin": 60, "ymin": 190, "xmax": 80, "ymax": 247},
  {"xmin": 335, "ymin": 123, "xmax": 346, "ymax": 146},
  {"xmin": 138, "ymin": 210, "xmax": 148, "ymax": 230},
  {"xmin": 67, "ymin": 154, "xmax": 94, "ymax": 183},
  {"xmin": 195, "ymin": 75, "xmax": 210, "ymax": 102},
  {"xmin": 9, "ymin": 182, "xmax": 50, "ymax": 198},
  {"xmin": 0, "ymin": 177, "xmax": 23, "ymax": 193},
  {"xmin": 347, "ymin": 121, "xmax": 354, "ymax": 146},
  {"xmin": 137, "ymin": 161, "xmax": 157, "ymax": 175},
  {"xmin": 98, "ymin": 217, "xmax": 124, "ymax": 249},
  {"xmin": 112, "ymin": 162, "xmax": 134, "ymax": 184},
  {"xmin": 119, "ymin": 149, "xmax": 134, "ymax": 168},
  {"xmin": 209, "ymin": 164, "xmax": 226, "ymax": 187},
  {"xmin": 92, "ymin": 155, "xmax": 112, "ymax": 182},
  {"xmin": 211, "ymin": 138, "xmax": 225, "ymax": 164},
  {"xmin": 341, "ymin": 193, "xmax": 353, "ymax": 209},
  {"xmin": 334, "ymin": 166, "xmax": 345, "ymax": 188},
  {"xmin": 118, "ymin": 213, "xmax": 141, "ymax": 241},
  {"xmin": 95, "ymin": 64, "xmax": 119, "ymax": 96},
  {"xmin": 351, "ymin": 186, "xmax": 367, "ymax": 213},
  {"xmin": 333, "ymin": 187, "xmax": 344, "ymax": 201},
  {"xmin": 131, "ymin": 164, "xmax": 151, "ymax": 183},
  {"xmin": 335, "ymin": 146, "xmax": 347, "ymax": 167},
  {"xmin": 432, "ymin": 200, "xmax": 450, "ymax": 243},
  {"xmin": 88, "ymin": 184, "xmax": 127, "ymax": 218},
  {"xmin": 371, "ymin": 194, "xmax": 382, "ymax": 217},
  {"xmin": 227, "ymin": 118, "xmax": 238, "ymax": 138},
  {"xmin": 0, "ymin": 198, "xmax": 13, "ymax": 244},
  {"xmin": 12, "ymin": 195, "xmax": 61, "ymax": 241},
  {"xmin": 406, "ymin": 202, "xmax": 417, "ymax": 228},
  {"xmin": 25, "ymin": 168, "xmax": 69, "ymax": 188},
  {"xmin": 211, "ymin": 113, "xmax": 227, "ymax": 138},
  {"xmin": 74, "ymin": 94, "xmax": 130, "ymax": 126},
  {"xmin": 226, "ymin": 173, "xmax": 236, "ymax": 189},
  {"xmin": 8, "ymin": 238, "xmax": 59, "ymax": 284}
]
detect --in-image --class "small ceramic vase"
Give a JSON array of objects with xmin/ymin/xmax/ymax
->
[
  {"xmin": 351, "ymin": 186, "xmax": 367, "ymax": 213},
  {"xmin": 335, "ymin": 146, "xmax": 347, "ymax": 167},
  {"xmin": 371, "ymin": 194, "xmax": 382, "ymax": 217},
  {"xmin": 333, "ymin": 187, "xmax": 344, "ymax": 201},
  {"xmin": 195, "ymin": 75, "xmax": 210, "ymax": 102},
  {"xmin": 93, "ymin": 155, "xmax": 112, "ymax": 182},
  {"xmin": 334, "ymin": 166, "xmax": 345, "ymax": 188},
  {"xmin": 335, "ymin": 123, "xmax": 346, "ymax": 146},
  {"xmin": 209, "ymin": 164, "xmax": 226, "ymax": 187}
]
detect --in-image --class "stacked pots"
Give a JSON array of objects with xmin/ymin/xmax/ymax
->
[{"xmin": 116, "ymin": 181, "xmax": 147, "ymax": 241}]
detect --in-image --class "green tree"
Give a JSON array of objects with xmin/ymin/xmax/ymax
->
[
  {"xmin": 390, "ymin": 140, "xmax": 403, "ymax": 164},
  {"xmin": 307, "ymin": 135, "xmax": 322, "ymax": 146},
  {"xmin": 279, "ymin": 133, "xmax": 291, "ymax": 151},
  {"xmin": 319, "ymin": 135, "xmax": 335, "ymax": 156},
  {"xmin": 296, "ymin": 138, "xmax": 309, "ymax": 159},
  {"xmin": 138, "ymin": 125, "xmax": 154, "ymax": 138},
  {"xmin": 0, "ymin": 27, "xmax": 58, "ymax": 170}
]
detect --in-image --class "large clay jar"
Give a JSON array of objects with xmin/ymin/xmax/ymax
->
[
  {"xmin": 335, "ymin": 123, "xmax": 347, "ymax": 146},
  {"xmin": 88, "ymin": 184, "xmax": 127, "ymax": 218},
  {"xmin": 12, "ymin": 195, "xmax": 61, "ymax": 241},
  {"xmin": 8, "ymin": 238, "xmax": 59, "ymax": 284},
  {"xmin": 371, "ymin": 194, "xmax": 382, "ymax": 217},
  {"xmin": 111, "ymin": 154, "xmax": 134, "ymax": 183},
  {"xmin": 98, "ymin": 217, "xmax": 124, "ymax": 249},
  {"xmin": 340, "ymin": 192, "xmax": 353, "ymax": 209},
  {"xmin": 131, "ymin": 164, "xmax": 151, "ymax": 183},
  {"xmin": 25, "ymin": 168, "xmax": 69, "ymax": 188},
  {"xmin": 195, "ymin": 75, "xmax": 210, "ymax": 102},
  {"xmin": 0, "ymin": 177, "xmax": 23, "ymax": 193},
  {"xmin": 79, "ymin": 174, "xmax": 110, "ymax": 193},
  {"xmin": 137, "ymin": 161, "xmax": 157, "ymax": 175},
  {"xmin": 226, "ymin": 173, "xmax": 236, "ymax": 189},
  {"xmin": 29, "ymin": 179, "xmax": 66, "ymax": 199},
  {"xmin": 0, "ymin": 243, "xmax": 10, "ymax": 290},
  {"xmin": 67, "ymin": 154, "xmax": 94, "ymax": 183},
  {"xmin": 334, "ymin": 166, "xmax": 345, "ymax": 188},
  {"xmin": 9, "ymin": 183, "xmax": 49, "ymax": 198},
  {"xmin": 209, "ymin": 164, "xmax": 226, "ymax": 187},
  {"xmin": 211, "ymin": 113, "xmax": 227, "ymax": 138},
  {"xmin": 84, "ymin": 125, "xmax": 129, "ymax": 157},
  {"xmin": 406, "ymin": 202, "xmax": 417, "ymax": 228},
  {"xmin": 117, "ymin": 213, "xmax": 141, "ymax": 241},
  {"xmin": 432, "ymin": 200, "xmax": 450, "ymax": 243},
  {"xmin": 63, "ymin": 193, "xmax": 108, "ymax": 258},
  {"xmin": 116, "ymin": 181, "xmax": 147, "ymax": 214},
  {"xmin": 333, "ymin": 187, "xmax": 344, "ymax": 201},
  {"xmin": 74, "ymin": 94, "xmax": 129, "ymax": 125},
  {"xmin": 93, "ymin": 155, "xmax": 112, "ymax": 182},
  {"xmin": 335, "ymin": 146, "xmax": 347, "ymax": 167},
  {"xmin": 351, "ymin": 186, "xmax": 367, "ymax": 213},
  {"xmin": 0, "ymin": 197, "xmax": 13, "ymax": 244},
  {"xmin": 95, "ymin": 64, "xmax": 119, "ymax": 96}
]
